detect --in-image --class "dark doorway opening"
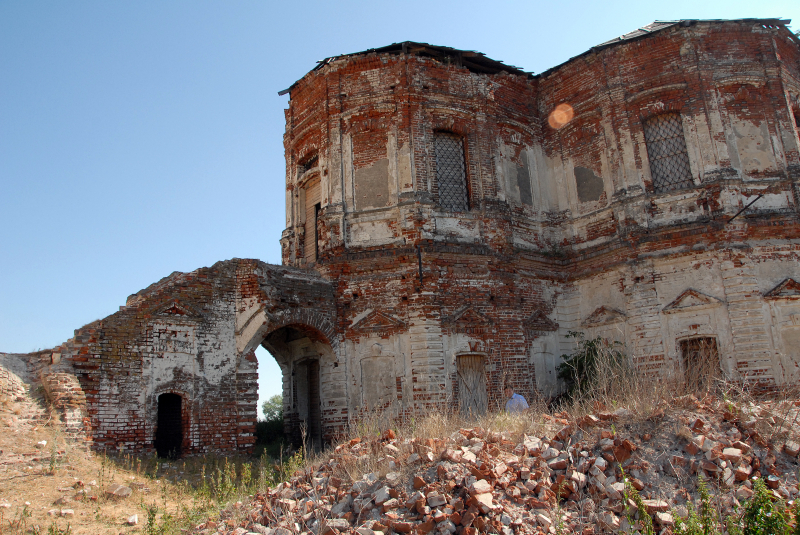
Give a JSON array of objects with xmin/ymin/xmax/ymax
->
[
  {"xmin": 307, "ymin": 359, "xmax": 321, "ymax": 449},
  {"xmin": 679, "ymin": 337, "xmax": 720, "ymax": 392},
  {"xmin": 294, "ymin": 358, "xmax": 322, "ymax": 450},
  {"xmin": 155, "ymin": 393, "xmax": 183, "ymax": 459}
]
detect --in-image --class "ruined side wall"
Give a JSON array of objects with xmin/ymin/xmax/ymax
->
[
  {"xmin": 36, "ymin": 260, "xmax": 340, "ymax": 454},
  {"xmin": 71, "ymin": 263, "xmax": 242, "ymax": 454}
]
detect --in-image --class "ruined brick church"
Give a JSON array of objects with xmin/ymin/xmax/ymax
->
[{"xmin": 7, "ymin": 19, "xmax": 800, "ymax": 456}]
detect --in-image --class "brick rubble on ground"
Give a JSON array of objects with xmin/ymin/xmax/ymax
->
[{"xmin": 193, "ymin": 397, "xmax": 800, "ymax": 535}]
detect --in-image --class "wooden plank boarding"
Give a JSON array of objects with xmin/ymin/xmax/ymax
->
[{"xmin": 457, "ymin": 354, "xmax": 487, "ymax": 417}]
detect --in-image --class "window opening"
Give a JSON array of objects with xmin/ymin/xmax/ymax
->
[
  {"xmin": 434, "ymin": 132, "xmax": 469, "ymax": 211},
  {"xmin": 679, "ymin": 337, "xmax": 720, "ymax": 392},
  {"xmin": 299, "ymin": 154, "xmax": 318, "ymax": 176},
  {"xmin": 155, "ymin": 393, "xmax": 183, "ymax": 459},
  {"xmin": 303, "ymin": 178, "xmax": 321, "ymax": 265},
  {"xmin": 643, "ymin": 113, "xmax": 694, "ymax": 193}
]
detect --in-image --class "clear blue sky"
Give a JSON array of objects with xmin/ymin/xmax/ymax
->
[{"xmin": 2, "ymin": 0, "xmax": 798, "ymax": 416}]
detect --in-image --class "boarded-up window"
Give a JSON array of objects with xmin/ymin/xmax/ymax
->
[
  {"xmin": 679, "ymin": 337, "xmax": 720, "ymax": 391},
  {"xmin": 456, "ymin": 354, "xmax": 487, "ymax": 417},
  {"xmin": 360, "ymin": 356, "xmax": 394, "ymax": 410},
  {"xmin": 304, "ymin": 178, "xmax": 321, "ymax": 265},
  {"xmin": 643, "ymin": 113, "xmax": 693, "ymax": 193},
  {"xmin": 434, "ymin": 132, "xmax": 469, "ymax": 212}
]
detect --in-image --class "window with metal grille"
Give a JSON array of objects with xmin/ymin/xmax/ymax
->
[
  {"xmin": 643, "ymin": 113, "xmax": 694, "ymax": 193},
  {"xmin": 434, "ymin": 132, "xmax": 469, "ymax": 212}
]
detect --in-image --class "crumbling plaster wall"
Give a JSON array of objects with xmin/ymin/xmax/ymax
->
[
  {"xmin": 13, "ymin": 20, "xmax": 800, "ymax": 454},
  {"xmin": 283, "ymin": 22, "xmax": 800, "ymax": 261},
  {"xmin": 282, "ymin": 20, "xmax": 800, "ymax": 406}
]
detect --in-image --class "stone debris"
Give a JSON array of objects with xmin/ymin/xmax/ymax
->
[
  {"xmin": 192, "ymin": 397, "xmax": 800, "ymax": 534},
  {"xmin": 104, "ymin": 483, "xmax": 132, "ymax": 499}
]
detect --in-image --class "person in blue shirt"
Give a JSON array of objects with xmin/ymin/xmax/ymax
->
[{"xmin": 504, "ymin": 384, "xmax": 529, "ymax": 414}]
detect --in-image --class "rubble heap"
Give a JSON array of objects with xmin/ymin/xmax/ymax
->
[{"xmin": 195, "ymin": 396, "xmax": 800, "ymax": 535}]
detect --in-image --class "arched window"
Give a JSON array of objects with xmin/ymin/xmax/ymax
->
[
  {"xmin": 643, "ymin": 113, "xmax": 693, "ymax": 193},
  {"xmin": 434, "ymin": 131, "xmax": 469, "ymax": 211}
]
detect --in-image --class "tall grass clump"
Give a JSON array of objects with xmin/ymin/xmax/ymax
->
[{"xmin": 554, "ymin": 330, "xmax": 740, "ymax": 419}]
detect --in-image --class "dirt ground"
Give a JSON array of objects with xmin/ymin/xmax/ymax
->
[{"xmin": 0, "ymin": 390, "xmax": 197, "ymax": 535}]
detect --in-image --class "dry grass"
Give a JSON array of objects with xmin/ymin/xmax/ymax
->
[
  {"xmin": 3, "ymin": 345, "xmax": 800, "ymax": 534},
  {"xmin": 0, "ymin": 390, "xmax": 285, "ymax": 535},
  {"xmin": 310, "ymin": 345, "xmax": 800, "ymax": 501}
]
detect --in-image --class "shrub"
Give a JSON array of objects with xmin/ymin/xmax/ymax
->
[
  {"xmin": 740, "ymin": 478, "xmax": 790, "ymax": 535},
  {"xmin": 557, "ymin": 331, "xmax": 627, "ymax": 401},
  {"xmin": 674, "ymin": 475, "xmax": 720, "ymax": 535}
]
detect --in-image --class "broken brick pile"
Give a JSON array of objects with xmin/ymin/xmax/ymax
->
[{"xmin": 193, "ymin": 396, "xmax": 800, "ymax": 535}]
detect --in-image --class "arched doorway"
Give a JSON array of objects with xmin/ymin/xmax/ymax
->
[
  {"xmin": 155, "ymin": 393, "xmax": 183, "ymax": 459},
  {"xmin": 261, "ymin": 323, "xmax": 332, "ymax": 451}
]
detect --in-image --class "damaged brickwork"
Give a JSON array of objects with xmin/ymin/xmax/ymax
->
[
  {"xmin": 279, "ymin": 19, "xmax": 800, "ymax": 429},
  {"xmin": 4, "ymin": 18, "xmax": 800, "ymax": 455}
]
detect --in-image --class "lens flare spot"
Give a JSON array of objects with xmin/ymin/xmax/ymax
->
[{"xmin": 548, "ymin": 103, "xmax": 575, "ymax": 129}]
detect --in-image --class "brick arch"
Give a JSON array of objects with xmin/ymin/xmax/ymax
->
[{"xmin": 265, "ymin": 309, "xmax": 338, "ymax": 350}]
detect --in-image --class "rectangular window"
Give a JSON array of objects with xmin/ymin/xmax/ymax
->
[
  {"xmin": 434, "ymin": 132, "xmax": 469, "ymax": 212},
  {"xmin": 303, "ymin": 178, "xmax": 320, "ymax": 265},
  {"xmin": 643, "ymin": 113, "xmax": 694, "ymax": 193}
]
